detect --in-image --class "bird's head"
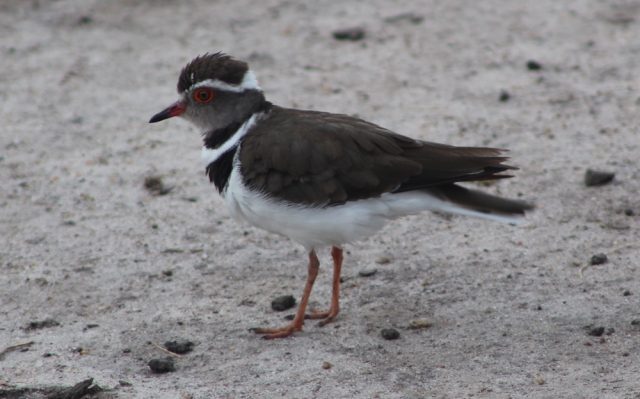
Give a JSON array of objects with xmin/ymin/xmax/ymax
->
[{"xmin": 149, "ymin": 53, "xmax": 265, "ymax": 132}]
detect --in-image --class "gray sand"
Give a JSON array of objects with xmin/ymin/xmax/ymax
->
[{"xmin": 1, "ymin": 1, "xmax": 639, "ymax": 398}]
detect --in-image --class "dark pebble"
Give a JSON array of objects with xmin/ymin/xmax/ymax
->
[
  {"xmin": 148, "ymin": 357, "xmax": 176, "ymax": 373},
  {"xmin": 164, "ymin": 340, "xmax": 194, "ymax": 354},
  {"xmin": 77, "ymin": 15, "xmax": 93, "ymax": 25},
  {"xmin": 623, "ymin": 290, "xmax": 631, "ymax": 296},
  {"xmin": 358, "ymin": 268, "xmax": 378, "ymax": 277},
  {"xmin": 144, "ymin": 175, "xmax": 173, "ymax": 195},
  {"xmin": 271, "ymin": 295, "xmax": 296, "ymax": 311},
  {"xmin": 499, "ymin": 90, "xmax": 511, "ymax": 102},
  {"xmin": 25, "ymin": 318, "xmax": 60, "ymax": 330},
  {"xmin": 380, "ymin": 328, "xmax": 400, "ymax": 340},
  {"xmin": 584, "ymin": 169, "xmax": 615, "ymax": 187},
  {"xmin": 624, "ymin": 208, "xmax": 634, "ymax": 216},
  {"xmin": 590, "ymin": 253, "xmax": 608, "ymax": 265},
  {"xmin": 631, "ymin": 319, "xmax": 640, "ymax": 326},
  {"xmin": 83, "ymin": 323, "xmax": 99, "ymax": 331},
  {"xmin": 588, "ymin": 326, "xmax": 605, "ymax": 337},
  {"xmin": 332, "ymin": 27, "xmax": 365, "ymax": 41},
  {"xmin": 526, "ymin": 60, "xmax": 543, "ymax": 71}
]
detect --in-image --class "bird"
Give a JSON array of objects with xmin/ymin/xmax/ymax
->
[{"xmin": 149, "ymin": 53, "xmax": 533, "ymax": 339}]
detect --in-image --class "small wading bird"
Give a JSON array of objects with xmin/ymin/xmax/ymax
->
[{"xmin": 150, "ymin": 53, "xmax": 533, "ymax": 339}]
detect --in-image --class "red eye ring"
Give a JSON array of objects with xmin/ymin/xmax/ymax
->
[{"xmin": 193, "ymin": 87, "xmax": 214, "ymax": 104}]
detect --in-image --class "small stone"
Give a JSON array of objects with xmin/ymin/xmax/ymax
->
[
  {"xmin": 162, "ymin": 269, "xmax": 173, "ymax": 277},
  {"xmin": 526, "ymin": 60, "xmax": 543, "ymax": 71},
  {"xmin": 83, "ymin": 323, "xmax": 99, "ymax": 331},
  {"xmin": 148, "ymin": 357, "xmax": 176, "ymax": 373},
  {"xmin": 144, "ymin": 175, "xmax": 173, "ymax": 196},
  {"xmin": 499, "ymin": 90, "xmax": 511, "ymax": 102},
  {"xmin": 322, "ymin": 361, "xmax": 332, "ymax": 369},
  {"xmin": 623, "ymin": 290, "xmax": 631, "ymax": 296},
  {"xmin": 632, "ymin": 319, "xmax": 640, "ymax": 326},
  {"xmin": 590, "ymin": 253, "xmax": 608, "ymax": 266},
  {"xmin": 119, "ymin": 380, "xmax": 132, "ymax": 387},
  {"xmin": 384, "ymin": 12, "xmax": 424, "ymax": 24},
  {"xmin": 534, "ymin": 375, "xmax": 545, "ymax": 385},
  {"xmin": 587, "ymin": 326, "xmax": 605, "ymax": 337},
  {"xmin": 164, "ymin": 340, "xmax": 194, "ymax": 354},
  {"xmin": 271, "ymin": 295, "xmax": 296, "ymax": 311},
  {"xmin": 624, "ymin": 208, "xmax": 634, "ymax": 216},
  {"xmin": 408, "ymin": 319, "xmax": 433, "ymax": 330},
  {"xmin": 358, "ymin": 268, "xmax": 377, "ymax": 277},
  {"xmin": 77, "ymin": 15, "xmax": 93, "ymax": 25},
  {"xmin": 584, "ymin": 169, "xmax": 615, "ymax": 187},
  {"xmin": 25, "ymin": 318, "xmax": 60, "ymax": 330},
  {"xmin": 375, "ymin": 256, "xmax": 392, "ymax": 265},
  {"xmin": 332, "ymin": 27, "xmax": 365, "ymax": 41},
  {"xmin": 380, "ymin": 328, "xmax": 400, "ymax": 340}
]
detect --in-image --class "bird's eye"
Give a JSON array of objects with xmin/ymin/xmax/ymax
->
[{"xmin": 193, "ymin": 87, "xmax": 214, "ymax": 104}]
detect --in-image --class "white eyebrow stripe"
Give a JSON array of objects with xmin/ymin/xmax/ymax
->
[{"xmin": 191, "ymin": 70, "xmax": 261, "ymax": 93}]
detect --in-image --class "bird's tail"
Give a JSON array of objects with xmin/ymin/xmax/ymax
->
[{"xmin": 424, "ymin": 184, "xmax": 534, "ymax": 224}]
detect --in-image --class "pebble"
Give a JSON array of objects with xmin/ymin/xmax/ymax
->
[
  {"xmin": 499, "ymin": 90, "xmax": 511, "ymax": 102},
  {"xmin": 148, "ymin": 357, "xmax": 176, "ymax": 373},
  {"xmin": 25, "ymin": 318, "xmax": 60, "ymax": 330},
  {"xmin": 526, "ymin": 60, "xmax": 543, "ymax": 70},
  {"xmin": 380, "ymin": 328, "xmax": 400, "ymax": 340},
  {"xmin": 623, "ymin": 290, "xmax": 631, "ymax": 296},
  {"xmin": 358, "ymin": 268, "xmax": 377, "ymax": 277},
  {"xmin": 590, "ymin": 253, "xmax": 608, "ymax": 265},
  {"xmin": 375, "ymin": 256, "xmax": 392, "ymax": 265},
  {"xmin": 631, "ymin": 319, "xmax": 640, "ymax": 326},
  {"xmin": 271, "ymin": 295, "xmax": 296, "ymax": 311},
  {"xmin": 384, "ymin": 12, "xmax": 424, "ymax": 24},
  {"xmin": 587, "ymin": 326, "xmax": 605, "ymax": 337},
  {"xmin": 408, "ymin": 319, "xmax": 433, "ymax": 330},
  {"xmin": 332, "ymin": 27, "xmax": 365, "ymax": 41},
  {"xmin": 584, "ymin": 169, "xmax": 615, "ymax": 187},
  {"xmin": 322, "ymin": 361, "xmax": 332, "ymax": 370},
  {"xmin": 144, "ymin": 175, "xmax": 173, "ymax": 196},
  {"xmin": 164, "ymin": 340, "xmax": 194, "ymax": 354},
  {"xmin": 624, "ymin": 208, "xmax": 634, "ymax": 216}
]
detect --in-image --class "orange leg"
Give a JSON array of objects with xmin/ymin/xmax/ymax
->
[
  {"xmin": 251, "ymin": 250, "xmax": 320, "ymax": 339},
  {"xmin": 306, "ymin": 246, "xmax": 343, "ymax": 326}
]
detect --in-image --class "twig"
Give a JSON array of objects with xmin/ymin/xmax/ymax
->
[
  {"xmin": 0, "ymin": 341, "xmax": 34, "ymax": 361},
  {"xmin": 150, "ymin": 341, "xmax": 183, "ymax": 358}
]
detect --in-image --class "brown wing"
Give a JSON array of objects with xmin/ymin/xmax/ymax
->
[{"xmin": 239, "ymin": 106, "xmax": 515, "ymax": 206}]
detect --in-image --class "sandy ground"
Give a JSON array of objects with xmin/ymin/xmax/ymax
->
[{"xmin": 1, "ymin": 0, "xmax": 639, "ymax": 398}]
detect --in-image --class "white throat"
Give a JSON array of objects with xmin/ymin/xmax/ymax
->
[{"xmin": 200, "ymin": 112, "xmax": 261, "ymax": 168}]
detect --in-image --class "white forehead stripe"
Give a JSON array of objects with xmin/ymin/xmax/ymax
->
[{"xmin": 192, "ymin": 70, "xmax": 261, "ymax": 93}]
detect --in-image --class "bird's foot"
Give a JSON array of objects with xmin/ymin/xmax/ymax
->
[
  {"xmin": 305, "ymin": 309, "xmax": 338, "ymax": 327},
  {"xmin": 250, "ymin": 323, "xmax": 302, "ymax": 339}
]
